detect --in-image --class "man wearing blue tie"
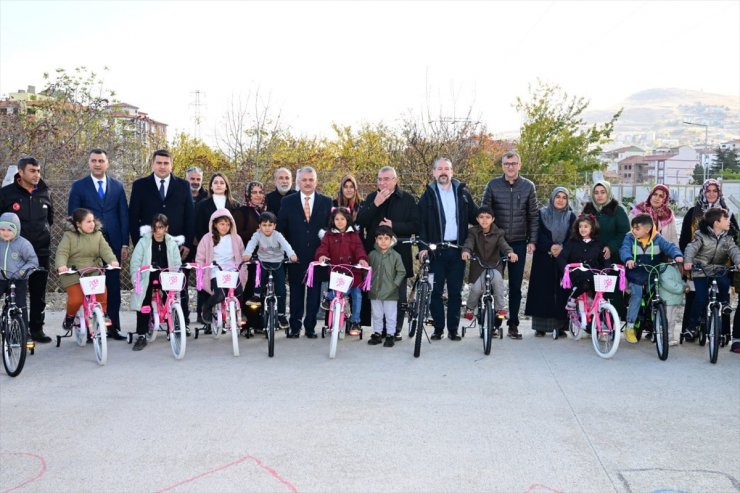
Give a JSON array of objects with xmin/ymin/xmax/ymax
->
[{"xmin": 68, "ymin": 149, "xmax": 129, "ymax": 340}]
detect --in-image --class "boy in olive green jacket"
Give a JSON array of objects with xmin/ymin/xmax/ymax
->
[{"xmin": 367, "ymin": 225, "xmax": 406, "ymax": 347}]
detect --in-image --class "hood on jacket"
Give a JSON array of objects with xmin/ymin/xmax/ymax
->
[
  {"xmin": 318, "ymin": 225, "xmax": 360, "ymax": 240},
  {"xmin": 63, "ymin": 216, "xmax": 103, "ymax": 234},
  {"xmin": 373, "ymin": 236, "xmax": 398, "ymax": 251},
  {"xmin": 0, "ymin": 212, "xmax": 20, "ymax": 240},
  {"xmin": 139, "ymin": 225, "xmax": 185, "ymax": 246},
  {"xmin": 208, "ymin": 208, "xmax": 238, "ymax": 237},
  {"xmin": 636, "ymin": 224, "xmax": 658, "ymax": 249}
]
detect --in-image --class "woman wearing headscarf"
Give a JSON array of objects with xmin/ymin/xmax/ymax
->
[
  {"xmin": 678, "ymin": 178, "xmax": 739, "ymax": 342},
  {"xmin": 582, "ymin": 180, "xmax": 630, "ymax": 316},
  {"xmin": 631, "ymin": 184, "xmax": 678, "ymax": 244},
  {"xmin": 525, "ymin": 187, "xmax": 576, "ymax": 337},
  {"xmin": 334, "ymin": 174, "xmax": 362, "ymax": 222}
]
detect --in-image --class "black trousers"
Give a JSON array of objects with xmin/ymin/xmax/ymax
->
[{"xmin": 28, "ymin": 255, "xmax": 49, "ymax": 333}]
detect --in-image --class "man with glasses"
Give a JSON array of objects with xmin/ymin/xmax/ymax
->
[
  {"xmin": 356, "ymin": 166, "xmax": 419, "ymax": 338},
  {"xmin": 266, "ymin": 167, "xmax": 296, "ymax": 215},
  {"xmin": 186, "ymin": 167, "xmax": 208, "ymax": 206},
  {"xmin": 481, "ymin": 151, "xmax": 538, "ymax": 339}
]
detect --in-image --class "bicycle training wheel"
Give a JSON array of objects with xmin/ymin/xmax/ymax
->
[
  {"xmin": 2, "ymin": 311, "xmax": 27, "ymax": 377},
  {"xmin": 75, "ymin": 306, "xmax": 87, "ymax": 347},
  {"xmin": 329, "ymin": 302, "xmax": 341, "ymax": 359},
  {"xmin": 414, "ymin": 282, "xmax": 429, "ymax": 358},
  {"xmin": 654, "ymin": 303, "xmax": 669, "ymax": 361},
  {"xmin": 483, "ymin": 299, "xmax": 493, "ymax": 356},
  {"xmin": 91, "ymin": 306, "xmax": 107, "ymax": 366},
  {"xmin": 229, "ymin": 300, "xmax": 240, "ymax": 357},
  {"xmin": 591, "ymin": 303, "xmax": 621, "ymax": 359},
  {"xmin": 170, "ymin": 302, "xmax": 187, "ymax": 360},
  {"xmin": 708, "ymin": 306, "xmax": 721, "ymax": 364}
]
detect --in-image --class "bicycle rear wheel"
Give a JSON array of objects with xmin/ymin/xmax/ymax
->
[
  {"xmin": 329, "ymin": 301, "xmax": 341, "ymax": 359},
  {"xmin": 229, "ymin": 300, "xmax": 240, "ymax": 357},
  {"xmin": 414, "ymin": 282, "xmax": 429, "ymax": 358},
  {"xmin": 75, "ymin": 306, "xmax": 87, "ymax": 347},
  {"xmin": 708, "ymin": 305, "xmax": 721, "ymax": 364},
  {"xmin": 170, "ymin": 302, "xmax": 187, "ymax": 360},
  {"xmin": 267, "ymin": 301, "xmax": 276, "ymax": 358},
  {"xmin": 654, "ymin": 303, "xmax": 669, "ymax": 361},
  {"xmin": 2, "ymin": 311, "xmax": 27, "ymax": 377},
  {"xmin": 482, "ymin": 299, "xmax": 493, "ymax": 355},
  {"xmin": 91, "ymin": 306, "xmax": 107, "ymax": 366},
  {"xmin": 591, "ymin": 302, "xmax": 621, "ymax": 359}
]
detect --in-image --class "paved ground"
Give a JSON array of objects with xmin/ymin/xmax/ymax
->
[{"xmin": 1, "ymin": 311, "xmax": 739, "ymax": 493}]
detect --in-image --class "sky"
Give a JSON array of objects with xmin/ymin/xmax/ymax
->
[{"xmin": 1, "ymin": 0, "xmax": 739, "ymax": 146}]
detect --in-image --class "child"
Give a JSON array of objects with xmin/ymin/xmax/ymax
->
[
  {"xmin": 243, "ymin": 211, "xmax": 298, "ymax": 329},
  {"xmin": 620, "ymin": 213, "xmax": 683, "ymax": 344},
  {"xmin": 55, "ymin": 208, "xmax": 120, "ymax": 339},
  {"xmin": 558, "ymin": 214, "xmax": 605, "ymax": 322},
  {"xmin": 657, "ymin": 262, "xmax": 685, "ymax": 346},
  {"xmin": 129, "ymin": 214, "xmax": 184, "ymax": 351},
  {"xmin": 0, "ymin": 212, "xmax": 39, "ymax": 330},
  {"xmin": 196, "ymin": 209, "xmax": 247, "ymax": 325},
  {"xmin": 461, "ymin": 207, "xmax": 517, "ymax": 332},
  {"xmin": 367, "ymin": 225, "xmax": 406, "ymax": 347},
  {"xmin": 315, "ymin": 207, "xmax": 369, "ymax": 336},
  {"xmin": 683, "ymin": 208, "xmax": 740, "ymax": 343}
]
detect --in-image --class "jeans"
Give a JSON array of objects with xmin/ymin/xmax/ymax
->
[
  {"xmin": 688, "ymin": 275, "xmax": 731, "ymax": 330},
  {"xmin": 327, "ymin": 286, "xmax": 362, "ymax": 324},
  {"xmin": 429, "ymin": 247, "xmax": 466, "ymax": 335},
  {"xmin": 626, "ymin": 282, "xmax": 643, "ymax": 325},
  {"xmin": 504, "ymin": 242, "xmax": 527, "ymax": 327}
]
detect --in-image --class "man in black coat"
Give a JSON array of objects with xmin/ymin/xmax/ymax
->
[
  {"xmin": 277, "ymin": 166, "xmax": 332, "ymax": 338},
  {"xmin": 186, "ymin": 166, "xmax": 208, "ymax": 207},
  {"xmin": 128, "ymin": 149, "xmax": 195, "ymax": 324},
  {"xmin": 356, "ymin": 166, "xmax": 419, "ymax": 338},
  {"xmin": 0, "ymin": 157, "xmax": 54, "ymax": 342},
  {"xmin": 266, "ymin": 167, "xmax": 296, "ymax": 215}
]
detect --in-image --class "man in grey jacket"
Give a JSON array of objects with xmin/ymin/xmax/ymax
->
[{"xmin": 481, "ymin": 151, "xmax": 538, "ymax": 339}]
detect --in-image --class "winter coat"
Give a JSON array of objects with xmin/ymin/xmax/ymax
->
[
  {"xmin": 418, "ymin": 179, "xmax": 477, "ymax": 246},
  {"xmin": 582, "ymin": 199, "xmax": 630, "ymax": 259},
  {"xmin": 195, "ymin": 196, "xmax": 240, "ymax": 242},
  {"xmin": 462, "ymin": 224, "xmax": 513, "ymax": 284},
  {"xmin": 368, "ymin": 244, "xmax": 406, "ymax": 300},
  {"xmin": 0, "ymin": 212, "xmax": 39, "ymax": 277},
  {"xmin": 315, "ymin": 228, "xmax": 368, "ymax": 288},
  {"xmin": 0, "ymin": 175, "xmax": 54, "ymax": 257},
  {"xmin": 195, "ymin": 209, "xmax": 248, "ymax": 295},
  {"xmin": 480, "ymin": 175, "xmax": 539, "ymax": 243},
  {"xmin": 679, "ymin": 206, "xmax": 739, "ymax": 251},
  {"xmin": 619, "ymin": 229, "xmax": 683, "ymax": 285},
  {"xmin": 55, "ymin": 220, "xmax": 117, "ymax": 289},
  {"xmin": 129, "ymin": 231, "xmax": 183, "ymax": 311},
  {"xmin": 558, "ymin": 238, "xmax": 605, "ymax": 272},
  {"xmin": 356, "ymin": 186, "xmax": 419, "ymax": 278},
  {"xmin": 684, "ymin": 221, "xmax": 740, "ymax": 278},
  {"xmin": 658, "ymin": 264, "xmax": 685, "ymax": 306}
]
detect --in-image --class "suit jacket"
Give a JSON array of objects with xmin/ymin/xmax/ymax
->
[
  {"xmin": 68, "ymin": 175, "xmax": 129, "ymax": 256},
  {"xmin": 277, "ymin": 192, "xmax": 332, "ymax": 266},
  {"xmin": 129, "ymin": 173, "xmax": 194, "ymax": 247}
]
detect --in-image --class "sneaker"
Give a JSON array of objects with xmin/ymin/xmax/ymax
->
[
  {"xmin": 278, "ymin": 316, "xmax": 289, "ymax": 329},
  {"xmin": 348, "ymin": 323, "xmax": 361, "ymax": 336},
  {"xmin": 62, "ymin": 316, "xmax": 76, "ymax": 332},
  {"xmin": 669, "ymin": 339, "xmax": 678, "ymax": 346},
  {"xmin": 394, "ymin": 333, "xmax": 402, "ymax": 342},
  {"xmin": 430, "ymin": 332, "xmax": 444, "ymax": 341},
  {"xmin": 132, "ymin": 335, "xmax": 147, "ymax": 351},
  {"xmin": 507, "ymin": 326, "xmax": 522, "ymax": 340},
  {"xmin": 246, "ymin": 296, "xmax": 262, "ymax": 309},
  {"xmin": 449, "ymin": 333, "xmax": 462, "ymax": 341},
  {"xmin": 107, "ymin": 328, "xmax": 126, "ymax": 341},
  {"xmin": 383, "ymin": 336, "xmax": 395, "ymax": 347},
  {"xmin": 29, "ymin": 330, "xmax": 52, "ymax": 343},
  {"xmin": 625, "ymin": 324, "xmax": 638, "ymax": 344},
  {"xmin": 565, "ymin": 298, "xmax": 577, "ymax": 311},
  {"xmin": 368, "ymin": 332, "xmax": 383, "ymax": 345},
  {"xmin": 201, "ymin": 308, "xmax": 212, "ymax": 324},
  {"xmin": 320, "ymin": 295, "xmax": 330, "ymax": 311}
]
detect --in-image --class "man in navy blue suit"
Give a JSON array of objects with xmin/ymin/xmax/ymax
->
[
  {"xmin": 68, "ymin": 148, "xmax": 129, "ymax": 340},
  {"xmin": 129, "ymin": 149, "xmax": 195, "ymax": 326},
  {"xmin": 277, "ymin": 166, "xmax": 332, "ymax": 338}
]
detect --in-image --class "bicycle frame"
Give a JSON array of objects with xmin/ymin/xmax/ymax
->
[{"xmin": 690, "ymin": 263, "xmax": 738, "ymax": 363}]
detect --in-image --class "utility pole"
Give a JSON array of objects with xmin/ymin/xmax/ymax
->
[
  {"xmin": 190, "ymin": 90, "xmax": 205, "ymax": 140},
  {"xmin": 683, "ymin": 121, "xmax": 709, "ymax": 182}
]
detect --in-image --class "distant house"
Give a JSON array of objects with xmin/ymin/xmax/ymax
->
[
  {"xmin": 600, "ymin": 145, "xmax": 644, "ymax": 173},
  {"xmin": 644, "ymin": 146, "xmax": 698, "ymax": 185},
  {"xmin": 106, "ymin": 102, "xmax": 168, "ymax": 143},
  {"xmin": 719, "ymin": 139, "xmax": 740, "ymax": 152},
  {"xmin": 617, "ymin": 155, "xmax": 649, "ymax": 184}
]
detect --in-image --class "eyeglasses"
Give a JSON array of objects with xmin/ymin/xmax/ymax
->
[
  {"xmin": 503, "ymin": 162, "xmax": 519, "ymax": 167},
  {"xmin": 377, "ymin": 176, "xmax": 395, "ymax": 182}
]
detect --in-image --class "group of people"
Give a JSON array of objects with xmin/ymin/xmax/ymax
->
[{"xmin": 2, "ymin": 149, "xmax": 740, "ymax": 355}]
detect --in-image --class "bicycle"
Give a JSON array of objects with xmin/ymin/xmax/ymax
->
[
  {"xmin": 632, "ymin": 262, "xmax": 679, "ymax": 361},
  {"xmin": 0, "ymin": 268, "xmax": 39, "ymax": 377},
  {"xmin": 57, "ymin": 265, "xmax": 120, "ymax": 365},
  {"xmin": 246, "ymin": 258, "xmax": 294, "ymax": 358},
  {"xmin": 307, "ymin": 261, "xmax": 371, "ymax": 359},
  {"xmin": 687, "ymin": 264, "xmax": 738, "ymax": 364},
  {"xmin": 464, "ymin": 256, "xmax": 509, "ymax": 355},
  {"xmin": 131, "ymin": 264, "xmax": 187, "ymax": 360},
  {"xmin": 562, "ymin": 263, "xmax": 626, "ymax": 359}
]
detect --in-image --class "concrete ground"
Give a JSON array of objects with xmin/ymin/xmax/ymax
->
[{"xmin": 1, "ymin": 310, "xmax": 738, "ymax": 493}]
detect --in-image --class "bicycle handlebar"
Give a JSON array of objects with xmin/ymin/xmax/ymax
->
[
  {"xmin": 61, "ymin": 265, "xmax": 120, "ymax": 275},
  {"xmin": 691, "ymin": 263, "xmax": 740, "ymax": 278},
  {"xmin": 469, "ymin": 255, "xmax": 509, "ymax": 270},
  {"xmin": 400, "ymin": 238, "xmax": 460, "ymax": 251},
  {"xmin": 0, "ymin": 267, "xmax": 44, "ymax": 281}
]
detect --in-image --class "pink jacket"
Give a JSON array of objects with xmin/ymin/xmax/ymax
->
[{"xmin": 195, "ymin": 208, "xmax": 247, "ymax": 294}]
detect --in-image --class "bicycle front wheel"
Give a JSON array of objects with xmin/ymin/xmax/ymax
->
[
  {"xmin": 170, "ymin": 302, "xmax": 187, "ymax": 360},
  {"xmin": 329, "ymin": 301, "xmax": 341, "ymax": 359},
  {"xmin": 211, "ymin": 303, "xmax": 222, "ymax": 338},
  {"xmin": 482, "ymin": 299, "xmax": 493, "ymax": 355},
  {"xmin": 591, "ymin": 302, "xmax": 621, "ymax": 359},
  {"xmin": 91, "ymin": 306, "xmax": 107, "ymax": 366},
  {"xmin": 414, "ymin": 282, "xmax": 429, "ymax": 358},
  {"xmin": 147, "ymin": 303, "xmax": 159, "ymax": 342},
  {"xmin": 708, "ymin": 305, "xmax": 721, "ymax": 364},
  {"xmin": 2, "ymin": 311, "xmax": 27, "ymax": 377},
  {"xmin": 229, "ymin": 300, "xmax": 240, "ymax": 357},
  {"xmin": 267, "ymin": 301, "xmax": 276, "ymax": 358},
  {"xmin": 654, "ymin": 303, "xmax": 669, "ymax": 361}
]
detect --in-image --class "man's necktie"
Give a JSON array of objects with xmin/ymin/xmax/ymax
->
[
  {"xmin": 97, "ymin": 180, "xmax": 104, "ymax": 199},
  {"xmin": 304, "ymin": 196, "xmax": 311, "ymax": 222},
  {"xmin": 159, "ymin": 179, "xmax": 166, "ymax": 201}
]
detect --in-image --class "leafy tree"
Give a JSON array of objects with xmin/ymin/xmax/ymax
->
[
  {"xmin": 712, "ymin": 146, "xmax": 740, "ymax": 175},
  {"xmin": 170, "ymin": 132, "xmax": 232, "ymax": 177},
  {"xmin": 691, "ymin": 163, "xmax": 707, "ymax": 184}
]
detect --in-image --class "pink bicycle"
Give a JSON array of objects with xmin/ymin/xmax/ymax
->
[
  {"xmin": 562, "ymin": 263, "xmax": 626, "ymax": 359},
  {"xmin": 132, "ymin": 265, "xmax": 187, "ymax": 360}
]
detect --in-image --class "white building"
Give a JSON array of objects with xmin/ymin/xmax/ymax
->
[
  {"xmin": 644, "ymin": 146, "xmax": 698, "ymax": 185},
  {"xmin": 599, "ymin": 145, "xmax": 644, "ymax": 173}
]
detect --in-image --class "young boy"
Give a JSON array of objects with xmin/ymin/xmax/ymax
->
[
  {"xmin": 683, "ymin": 208, "xmax": 740, "ymax": 343},
  {"xmin": 620, "ymin": 213, "xmax": 683, "ymax": 344},
  {"xmin": 0, "ymin": 212, "xmax": 40, "ymax": 329},
  {"xmin": 367, "ymin": 225, "xmax": 406, "ymax": 347},
  {"xmin": 461, "ymin": 207, "xmax": 518, "ymax": 333},
  {"xmin": 243, "ymin": 212, "xmax": 298, "ymax": 329}
]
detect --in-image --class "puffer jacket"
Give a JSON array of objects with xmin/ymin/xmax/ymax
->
[
  {"xmin": 684, "ymin": 221, "xmax": 740, "ymax": 278},
  {"xmin": 129, "ymin": 230, "xmax": 183, "ymax": 311},
  {"xmin": 462, "ymin": 223, "xmax": 513, "ymax": 284},
  {"xmin": 0, "ymin": 212, "xmax": 39, "ymax": 277},
  {"xmin": 480, "ymin": 175, "xmax": 538, "ymax": 243},
  {"xmin": 0, "ymin": 175, "xmax": 54, "ymax": 256},
  {"xmin": 619, "ymin": 228, "xmax": 683, "ymax": 285},
  {"xmin": 658, "ymin": 264, "xmax": 685, "ymax": 305},
  {"xmin": 368, "ymin": 243, "xmax": 406, "ymax": 300},
  {"xmin": 55, "ymin": 219, "xmax": 117, "ymax": 288},
  {"xmin": 315, "ymin": 227, "xmax": 368, "ymax": 287},
  {"xmin": 418, "ymin": 179, "xmax": 477, "ymax": 246},
  {"xmin": 195, "ymin": 208, "xmax": 247, "ymax": 295}
]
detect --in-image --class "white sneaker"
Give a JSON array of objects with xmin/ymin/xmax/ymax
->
[{"xmin": 669, "ymin": 339, "xmax": 678, "ymax": 346}]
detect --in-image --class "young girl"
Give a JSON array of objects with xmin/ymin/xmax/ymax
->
[
  {"xmin": 315, "ymin": 207, "xmax": 369, "ymax": 336},
  {"xmin": 195, "ymin": 208, "xmax": 247, "ymax": 325},
  {"xmin": 129, "ymin": 214, "xmax": 184, "ymax": 351},
  {"xmin": 56, "ymin": 208, "xmax": 119, "ymax": 339},
  {"xmin": 557, "ymin": 214, "xmax": 605, "ymax": 311}
]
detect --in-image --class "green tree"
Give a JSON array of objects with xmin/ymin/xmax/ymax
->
[
  {"xmin": 515, "ymin": 81, "xmax": 622, "ymax": 200},
  {"xmin": 170, "ymin": 132, "xmax": 232, "ymax": 177},
  {"xmin": 712, "ymin": 146, "xmax": 740, "ymax": 175},
  {"xmin": 691, "ymin": 163, "xmax": 707, "ymax": 184}
]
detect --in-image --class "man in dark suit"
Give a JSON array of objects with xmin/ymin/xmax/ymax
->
[
  {"xmin": 266, "ymin": 167, "xmax": 296, "ymax": 215},
  {"xmin": 68, "ymin": 148, "xmax": 129, "ymax": 340},
  {"xmin": 129, "ymin": 149, "xmax": 195, "ymax": 325},
  {"xmin": 277, "ymin": 166, "xmax": 332, "ymax": 338}
]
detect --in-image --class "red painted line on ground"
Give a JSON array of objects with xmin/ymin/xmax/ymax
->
[
  {"xmin": 523, "ymin": 484, "xmax": 564, "ymax": 493},
  {"xmin": 155, "ymin": 454, "xmax": 298, "ymax": 493},
  {"xmin": 0, "ymin": 452, "xmax": 47, "ymax": 493}
]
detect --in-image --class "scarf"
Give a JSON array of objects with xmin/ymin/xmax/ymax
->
[
  {"xmin": 540, "ymin": 186, "xmax": 571, "ymax": 244},
  {"xmin": 245, "ymin": 181, "xmax": 266, "ymax": 215},
  {"xmin": 591, "ymin": 180, "xmax": 614, "ymax": 212},
  {"xmin": 692, "ymin": 178, "xmax": 728, "ymax": 225},
  {"xmin": 631, "ymin": 184, "xmax": 674, "ymax": 229}
]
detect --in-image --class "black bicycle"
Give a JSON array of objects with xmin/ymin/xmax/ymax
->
[
  {"xmin": 0, "ymin": 268, "xmax": 39, "ymax": 377},
  {"xmin": 688, "ymin": 264, "xmax": 737, "ymax": 364},
  {"xmin": 247, "ymin": 258, "xmax": 294, "ymax": 358},
  {"xmin": 633, "ymin": 262, "xmax": 678, "ymax": 361},
  {"xmin": 464, "ymin": 256, "xmax": 509, "ymax": 354}
]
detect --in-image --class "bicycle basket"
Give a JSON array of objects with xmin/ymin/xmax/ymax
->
[
  {"xmin": 594, "ymin": 275, "xmax": 618, "ymax": 293},
  {"xmin": 216, "ymin": 271, "xmax": 239, "ymax": 289},
  {"xmin": 329, "ymin": 271, "xmax": 353, "ymax": 293},
  {"xmin": 79, "ymin": 275, "xmax": 106, "ymax": 295},
  {"xmin": 160, "ymin": 272, "xmax": 185, "ymax": 291}
]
